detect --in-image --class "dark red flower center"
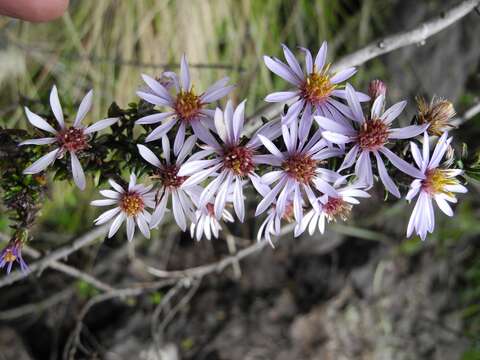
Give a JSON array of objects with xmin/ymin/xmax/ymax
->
[
  {"xmin": 357, "ymin": 119, "xmax": 389, "ymax": 150},
  {"xmin": 323, "ymin": 197, "xmax": 351, "ymax": 221},
  {"xmin": 57, "ymin": 127, "xmax": 89, "ymax": 152},
  {"xmin": 223, "ymin": 146, "xmax": 255, "ymax": 177},
  {"xmin": 157, "ymin": 164, "xmax": 187, "ymax": 189},
  {"xmin": 282, "ymin": 153, "xmax": 316, "ymax": 184}
]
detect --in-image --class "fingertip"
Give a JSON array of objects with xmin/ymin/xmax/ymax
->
[{"xmin": 0, "ymin": 0, "xmax": 69, "ymax": 22}]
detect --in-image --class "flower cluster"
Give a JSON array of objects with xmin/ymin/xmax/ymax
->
[{"xmin": 0, "ymin": 44, "xmax": 469, "ymax": 273}]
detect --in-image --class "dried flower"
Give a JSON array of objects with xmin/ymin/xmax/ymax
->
[{"xmin": 416, "ymin": 96, "xmax": 456, "ymax": 136}]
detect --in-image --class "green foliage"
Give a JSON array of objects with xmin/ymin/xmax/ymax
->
[
  {"xmin": 461, "ymin": 348, "xmax": 480, "ymax": 360},
  {"xmin": 149, "ymin": 291, "xmax": 164, "ymax": 305},
  {"xmin": 75, "ymin": 280, "xmax": 100, "ymax": 298}
]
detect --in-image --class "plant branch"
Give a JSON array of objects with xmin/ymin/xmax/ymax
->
[{"xmin": 0, "ymin": 225, "xmax": 109, "ymax": 289}]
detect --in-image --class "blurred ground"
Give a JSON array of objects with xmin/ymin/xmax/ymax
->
[{"xmin": 0, "ymin": 0, "xmax": 479, "ymax": 359}]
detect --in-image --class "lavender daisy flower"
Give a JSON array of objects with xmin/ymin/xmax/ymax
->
[
  {"xmin": 20, "ymin": 86, "xmax": 118, "ymax": 190},
  {"xmin": 91, "ymin": 174, "xmax": 155, "ymax": 242},
  {"xmin": 319, "ymin": 83, "xmax": 428, "ymax": 197},
  {"xmin": 264, "ymin": 42, "xmax": 369, "ymax": 126},
  {"xmin": 135, "ymin": 54, "xmax": 234, "ymax": 152},
  {"xmin": 406, "ymin": 132, "xmax": 467, "ymax": 240},
  {"xmin": 255, "ymin": 182, "xmax": 294, "ymax": 247},
  {"xmin": 190, "ymin": 203, "xmax": 235, "ymax": 241},
  {"xmin": 294, "ymin": 177, "xmax": 370, "ymax": 237},
  {"xmin": 177, "ymin": 100, "xmax": 281, "ymax": 222},
  {"xmin": 137, "ymin": 135, "xmax": 197, "ymax": 231},
  {"xmin": 0, "ymin": 240, "xmax": 28, "ymax": 274},
  {"xmin": 255, "ymin": 117, "xmax": 343, "ymax": 222}
]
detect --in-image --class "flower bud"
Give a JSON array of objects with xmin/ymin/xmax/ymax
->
[
  {"xmin": 368, "ymin": 79, "xmax": 387, "ymax": 100},
  {"xmin": 416, "ymin": 96, "xmax": 456, "ymax": 136}
]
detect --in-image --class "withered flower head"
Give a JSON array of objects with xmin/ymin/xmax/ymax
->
[{"xmin": 416, "ymin": 96, "xmax": 456, "ymax": 136}]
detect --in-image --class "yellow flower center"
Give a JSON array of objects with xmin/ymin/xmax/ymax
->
[
  {"xmin": 120, "ymin": 192, "xmax": 144, "ymax": 217},
  {"xmin": 300, "ymin": 64, "xmax": 337, "ymax": 105},
  {"xmin": 3, "ymin": 249, "xmax": 16, "ymax": 263},
  {"xmin": 422, "ymin": 168, "xmax": 459, "ymax": 196},
  {"xmin": 174, "ymin": 89, "xmax": 202, "ymax": 122}
]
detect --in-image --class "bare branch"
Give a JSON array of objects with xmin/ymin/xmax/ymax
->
[
  {"xmin": 145, "ymin": 224, "xmax": 295, "ymax": 279},
  {"xmin": 0, "ymin": 225, "xmax": 109, "ymax": 289},
  {"xmin": 245, "ymin": 0, "xmax": 480, "ymax": 135},
  {"xmin": 21, "ymin": 245, "xmax": 114, "ymax": 292},
  {"xmin": 451, "ymin": 102, "xmax": 480, "ymax": 127}
]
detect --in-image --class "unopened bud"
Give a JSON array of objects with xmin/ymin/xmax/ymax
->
[
  {"xmin": 416, "ymin": 96, "xmax": 456, "ymax": 136},
  {"xmin": 368, "ymin": 79, "xmax": 387, "ymax": 100}
]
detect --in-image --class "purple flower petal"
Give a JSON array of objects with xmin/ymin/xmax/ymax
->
[
  {"xmin": 370, "ymin": 94, "xmax": 384, "ymax": 119},
  {"xmin": 137, "ymin": 91, "xmax": 172, "ymax": 107},
  {"xmin": 380, "ymin": 100, "xmax": 407, "ymax": 125},
  {"xmin": 321, "ymin": 131, "xmax": 351, "ymax": 144},
  {"xmin": 345, "ymin": 84, "xmax": 364, "ymax": 123},
  {"xmin": 108, "ymin": 213, "xmax": 126, "ymax": 238},
  {"xmin": 135, "ymin": 112, "xmax": 174, "ymax": 125},
  {"xmin": 374, "ymin": 151, "xmax": 400, "ymax": 198},
  {"xmin": 314, "ymin": 41, "xmax": 327, "ymax": 70},
  {"xmin": 70, "ymin": 152, "xmax": 86, "ymax": 190},
  {"xmin": 258, "ymin": 134, "xmax": 284, "ymax": 159},
  {"xmin": 201, "ymin": 85, "xmax": 234, "ymax": 103},
  {"xmin": 84, "ymin": 117, "xmax": 118, "ymax": 135},
  {"xmin": 330, "ymin": 67, "xmax": 357, "ymax": 84},
  {"xmin": 19, "ymin": 137, "xmax": 57, "ymax": 146},
  {"xmin": 389, "ymin": 124, "xmax": 428, "ymax": 140},
  {"xmin": 141, "ymin": 74, "xmax": 172, "ymax": 102},
  {"xmin": 300, "ymin": 47, "xmax": 313, "ymax": 73},
  {"xmin": 24, "ymin": 107, "xmax": 57, "ymax": 134},
  {"xmin": 339, "ymin": 145, "xmax": 359, "ymax": 171},
  {"xmin": 74, "ymin": 89, "xmax": 93, "ymax": 127},
  {"xmin": 126, "ymin": 217, "xmax": 135, "ymax": 242},
  {"xmin": 379, "ymin": 147, "xmax": 425, "ymax": 179},
  {"xmin": 180, "ymin": 54, "xmax": 191, "ymax": 90},
  {"xmin": 145, "ymin": 118, "xmax": 176, "ymax": 142},
  {"xmin": 281, "ymin": 44, "xmax": 303, "ymax": 79},
  {"xmin": 265, "ymin": 91, "xmax": 299, "ymax": 103},
  {"xmin": 255, "ymin": 176, "xmax": 287, "ymax": 216},
  {"xmin": 49, "ymin": 85, "xmax": 65, "ymax": 129},
  {"xmin": 23, "ymin": 148, "xmax": 60, "ymax": 174},
  {"xmin": 263, "ymin": 55, "xmax": 301, "ymax": 86},
  {"xmin": 232, "ymin": 100, "xmax": 246, "ymax": 143},
  {"xmin": 137, "ymin": 144, "xmax": 161, "ymax": 168},
  {"xmin": 174, "ymin": 122, "xmax": 186, "ymax": 156}
]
